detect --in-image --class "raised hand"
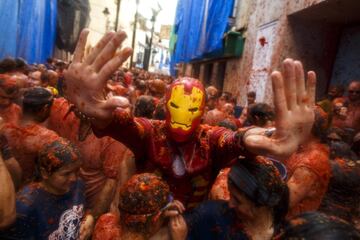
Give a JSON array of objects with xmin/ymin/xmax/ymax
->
[
  {"xmin": 244, "ymin": 58, "xmax": 316, "ymax": 159},
  {"xmin": 64, "ymin": 29, "xmax": 132, "ymax": 125}
]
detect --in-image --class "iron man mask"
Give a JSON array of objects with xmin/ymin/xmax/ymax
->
[{"xmin": 165, "ymin": 77, "xmax": 205, "ymax": 142}]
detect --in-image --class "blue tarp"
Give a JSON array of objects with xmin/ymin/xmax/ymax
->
[
  {"xmin": 0, "ymin": 0, "xmax": 57, "ymax": 64},
  {"xmin": 170, "ymin": 0, "xmax": 235, "ymax": 75},
  {"xmin": 0, "ymin": 1, "xmax": 19, "ymax": 59}
]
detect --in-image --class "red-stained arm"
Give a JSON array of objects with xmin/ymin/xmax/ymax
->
[
  {"xmin": 92, "ymin": 108, "xmax": 152, "ymax": 160},
  {"xmin": 91, "ymin": 141, "xmax": 135, "ymax": 221},
  {"xmin": 0, "ymin": 153, "xmax": 16, "ymax": 229},
  {"xmin": 208, "ymin": 127, "xmax": 252, "ymax": 168}
]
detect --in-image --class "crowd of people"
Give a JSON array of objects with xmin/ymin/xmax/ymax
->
[{"xmin": 0, "ymin": 28, "xmax": 359, "ymax": 240}]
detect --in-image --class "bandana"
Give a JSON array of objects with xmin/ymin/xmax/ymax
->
[{"xmin": 228, "ymin": 156, "xmax": 286, "ymax": 207}]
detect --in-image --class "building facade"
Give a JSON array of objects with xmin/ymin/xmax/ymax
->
[
  {"xmin": 87, "ymin": 0, "xmax": 170, "ymax": 72},
  {"xmin": 179, "ymin": 0, "xmax": 360, "ymax": 105}
]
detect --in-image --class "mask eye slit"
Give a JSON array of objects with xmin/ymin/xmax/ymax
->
[
  {"xmin": 188, "ymin": 107, "xmax": 198, "ymax": 112},
  {"xmin": 170, "ymin": 102, "xmax": 179, "ymax": 108}
]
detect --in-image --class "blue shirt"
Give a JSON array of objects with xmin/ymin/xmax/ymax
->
[
  {"xmin": 184, "ymin": 200, "xmax": 250, "ymax": 240},
  {"xmin": 0, "ymin": 180, "xmax": 85, "ymax": 240}
]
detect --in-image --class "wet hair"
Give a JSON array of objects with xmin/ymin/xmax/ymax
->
[
  {"xmin": 153, "ymin": 102, "xmax": 166, "ymax": 120},
  {"xmin": 134, "ymin": 95, "xmax": 156, "ymax": 119},
  {"xmin": 119, "ymin": 173, "xmax": 171, "ymax": 234},
  {"xmin": 331, "ymin": 85, "xmax": 345, "ymax": 97},
  {"xmin": 220, "ymin": 92, "xmax": 232, "ymax": 102},
  {"xmin": 230, "ymin": 96, "xmax": 237, "ymax": 105},
  {"xmin": 38, "ymin": 139, "xmax": 80, "ymax": 176},
  {"xmin": 320, "ymin": 157, "xmax": 360, "ymax": 222},
  {"xmin": 149, "ymin": 79, "xmax": 166, "ymax": 97},
  {"xmin": 327, "ymin": 127, "xmax": 346, "ymax": 142},
  {"xmin": 46, "ymin": 58, "xmax": 54, "ymax": 64},
  {"xmin": 247, "ymin": 91, "xmax": 256, "ymax": 98},
  {"xmin": 0, "ymin": 58, "xmax": 17, "ymax": 73},
  {"xmin": 248, "ymin": 103, "xmax": 274, "ymax": 127},
  {"xmin": 280, "ymin": 212, "xmax": 360, "ymax": 240},
  {"xmin": 22, "ymin": 87, "xmax": 53, "ymax": 114},
  {"xmin": 228, "ymin": 156, "xmax": 289, "ymax": 226},
  {"xmin": 0, "ymin": 74, "xmax": 19, "ymax": 98},
  {"xmin": 218, "ymin": 119, "xmax": 238, "ymax": 131},
  {"xmin": 205, "ymin": 86, "xmax": 219, "ymax": 100},
  {"xmin": 41, "ymin": 70, "xmax": 57, "ymax": 84},
  {"xmin": 135, "ymin": 79, "xmax": 147, "ymax": 92},
  {"xmin": 311, "ymin": 106, "xmax": 329, "ymax": 141},
  {"xmin": 329, "ymin": 141, "xmax": 358, "ymax": 160},
  {"xmin": 15, "ymin": 58, "xmax": 27, "ymax": 69}
]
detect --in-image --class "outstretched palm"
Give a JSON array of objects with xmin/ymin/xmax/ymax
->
[
  {"xmin": 64, "ymin": 29, "xmax": 132, "ymax": 124},
  {"xmin": 244, "ymin": 59, "xmax": 316, "ymax": 159}
]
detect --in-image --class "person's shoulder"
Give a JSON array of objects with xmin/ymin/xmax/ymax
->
[
  {"xmin": 16, "ymin": 182, "xmax": 43, "ymax": 209},
  {"xmin": 24, "ymin": 124, "xmax": 61, "ymax": 142},
  {"xmin": 291, "ymin": 143, "xmax": 331, "ymax": 178},
  {"xmin": 306, "ymin": 142, "xmax": 330, "ymax": 162},
  {"xmin": 1, "ymin": 122, "xmax": 19, "ymax": 134},
  {"xmin": 52, "ymin": 97, "xmax": 68, "ymax": 108}
]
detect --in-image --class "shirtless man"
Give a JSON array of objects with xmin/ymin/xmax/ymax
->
[
  {"xmin": 2, "ymin": 88, "xmax": 60, "ymax": 183},
  {"xmin": 0, "ymin": 74, "xmax": 21, "ymax": 125},
  {"xmin": 332, "ymin": 81, "xmax": 360, "ymax": 133}
]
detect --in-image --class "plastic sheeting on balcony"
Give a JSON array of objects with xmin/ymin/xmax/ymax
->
[
  {"xmin": 0, "ymin": 0, "xmax": 57, "ymax": 64},
  {"xmin": 170, "ymin": 0, "xmax": 235, "ymax": 75}
]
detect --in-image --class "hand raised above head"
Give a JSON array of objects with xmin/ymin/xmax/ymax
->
[
  {"xmin": 244, "ymin": 58, "xmax": 316, "ymax": 159},
  {"xmin": 64, "ymin": 29, "xmax": 132, "ymax": 125}
]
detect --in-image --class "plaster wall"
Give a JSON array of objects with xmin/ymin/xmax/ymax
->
[{"xmin": 223, "ymin": 0, "xmax": 333, "ymax": 105}]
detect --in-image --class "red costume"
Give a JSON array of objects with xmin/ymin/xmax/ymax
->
[{"xmin": 94, "ymin": 78, "xmax": 249, "ymax": 208}]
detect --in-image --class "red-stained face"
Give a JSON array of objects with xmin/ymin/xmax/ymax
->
[
  {"xmin": 228, "ymin": 182, "xmax": 255, "ymax": 219},
  {"xmin": 0, "ymin": 74, "xmax": 19, "ymax": 104},
  {"xmin": 348, "ymin": 82, "xmax": 360, "ymax": 102},
  {"xmin": 42, "ymin": 161, "xmax": 81, "ymax": 195},
  {"xmin": 165, "ymin": 78, "xmax": 205, "ymax": 142}
]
